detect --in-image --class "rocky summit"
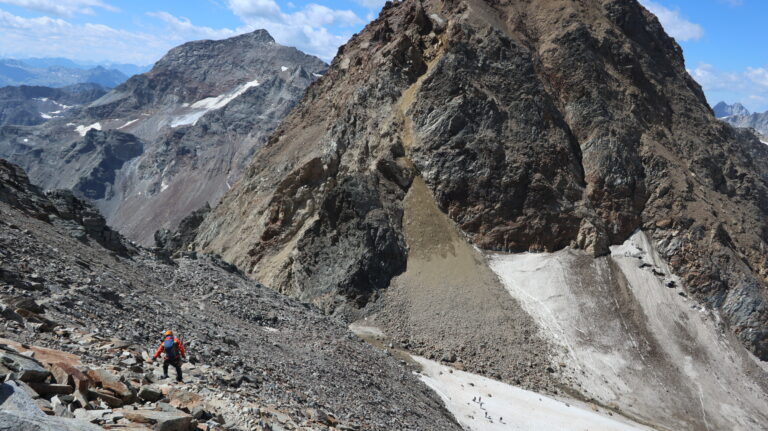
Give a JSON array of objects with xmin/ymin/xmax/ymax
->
[
  {"xmin": 194, "ymin": 0, "xmax": 768, "ymax": 353},
  {"xmin": 0, "ymin": 30, "xmax": 327, "ymax": 245},
  {"xmin": 182, "ymin": 0, "xmax": 768, "ymax": 429}
]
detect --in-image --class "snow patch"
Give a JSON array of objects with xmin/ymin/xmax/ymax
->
[
  {"xmin": 312, "ymin": 73, "xmax": 323, "ymax": 78},
  {"xmin": 40, "ymin": 113, "xmax": 52, "ymax": 119},
  {"xmin": 74, "ymin": 122, "xmax": 102, "ymax": 137},
  {"xmin": 281, "ymin": 66, "xmax": 289, "ymax": 72},
  {"xmin": 487, "ymin": 232, "xmax": 768, "ymax": 430},
  {"xmin": 414, "ymin": 356, "xmax": 651, "ymax": 431},
  {"xmin": 160, "ymin": 179, "xmax": 169, "ymax": 193},
  {"xmin": 23, "ymin": 138, "xmax": 28, "ymax": 143},
  {"xmin": 118, "ymin": 119, "xmax": 139, "ymax": 129},
  {"xmin": 761, "ymin": 139, "xmax": 768, "ymax": 146},
  {"xmin": 171, "ymin": 79, "xmax": 260, "ymax": 127}
]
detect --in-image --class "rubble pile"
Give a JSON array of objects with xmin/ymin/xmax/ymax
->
[
  {"xmin": 0, "ymin": 159, "xmax": 461, "ymax": 430},
  {"xmin": 0, "ymin": 337, "xmax": 350, "ymax": 430}
]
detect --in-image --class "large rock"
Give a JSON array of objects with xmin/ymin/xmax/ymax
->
[
  {"xmin": 0, "ymin": 346, "xmax": 49, "ymax": 382},
  {"xmin": 0, "ymin": 381, "xmax": 103, "ymax": 431},
  {"xmin": 120, "ymin": 408, "xmax": 194, "ymax": 431},
  {"xmin": 138, "ymin": 384, "xmax": 164, "ymax": 402},
  {"xmin": 86, "ymin": 368, "xmax": 135, "ymax": 402},
  {"xmin": 167, "ymin": 388, "xmax": 203, "ymax": 412},
  {"xmin": 48, "ymin": 362, "xmax": 90, "ymax": 406}
]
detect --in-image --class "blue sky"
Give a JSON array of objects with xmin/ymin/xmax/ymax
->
[{"xmin": 0, "ymin": 0, "xmax": 766, "ymax": 111}]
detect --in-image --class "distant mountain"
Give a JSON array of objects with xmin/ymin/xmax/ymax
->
[
  {"xmin": 713, "ymin": 101, "xmax": 750, "ymax": 118},
  {"xmin": 713, "ymin": 101, "xmax": 768, "ymax": 137},
  {"xmin": 0, "ymin": 59, "xmax": 129, "ymax": 88},
  {"xmin": 0, "ymin": 29, "xmax": 327, "ymax": 245},
  {"xmin": 0, "ymin": 83, "xmax": 107, "ymax": 126}
]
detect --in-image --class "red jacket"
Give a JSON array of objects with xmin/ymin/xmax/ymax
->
[{"xmin": 153, "ymin": 336, "xmax": 186, "ymax": 360}]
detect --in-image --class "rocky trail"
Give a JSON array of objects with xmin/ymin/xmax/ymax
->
[{"xmin": 0, "ymin": 159, "xmax": 460, "ymax": 430}]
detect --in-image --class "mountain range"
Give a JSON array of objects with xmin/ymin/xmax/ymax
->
[
  {"xmin": 0, "ymin": 30, "xmax": 327, "ymax": 244},
  {"xmin": 713, "ymin": 101, "xmax": 768, "ymax": 139},
  {"xmin": 1, "ymin": 1, "xmax": 768, "ymax": 430},
  {"xmin": 0, "ymin": 59, "xmax": 131, "ymax": 88},
  {"xmin": 0, "ymin": 83, "xmax": 107, "ymax": 127}
]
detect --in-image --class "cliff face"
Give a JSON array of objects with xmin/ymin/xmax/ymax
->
[
  {"xmin": 0, "ymin": 30, "xmax": 327, "ymax": 244},
  {"xmin": 194, "ymin": 0, "xmax": 768, "ymax": 362}
]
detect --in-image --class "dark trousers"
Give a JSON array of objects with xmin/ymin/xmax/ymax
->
[{"xmin": 163, "ymin": 357, "xmax": 182, "ymax": 381}]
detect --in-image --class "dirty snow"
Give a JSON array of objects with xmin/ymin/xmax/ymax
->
[
  {"xmin": 171, "ymin": 79, "xmax": 260, "ymax": 127},
  {"xmin": 118, "ymin": 119, "xmax": 139, "ymax": 129},
  {"xmin": 74, "ymin": 122, "xmax": 101, "ymax": 136},
  {"xmin": 487, "ymin": 231, "xmax": 768, "ymax": 430},
  {"xmin": 414, "ymin": 356, "xmax": 651, "ymax": 431}
]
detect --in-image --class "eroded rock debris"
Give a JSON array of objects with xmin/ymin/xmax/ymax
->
[{"xmin": 0, "ymin": 159, "xmax": 461, "ymax": 431}]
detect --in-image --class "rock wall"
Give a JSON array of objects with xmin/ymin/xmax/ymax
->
[{"xmin": 193, "ymin": 0, "xmax": 768, "ymax": 360}]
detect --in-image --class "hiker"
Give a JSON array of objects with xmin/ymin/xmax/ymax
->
[{"xmin": 151, "ymin": 330, "xmax": 186, "ymax": 382}]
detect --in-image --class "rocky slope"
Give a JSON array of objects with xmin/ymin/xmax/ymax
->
[
  {"xmin": 186, "ymin": 1, "xmax": 768, "ymax": 429},
  {"xmin": 0, "ymin": 84, "xmax": 107, "ymax": 126},
  {"xmin": 0, "ymin": 158, "xmax": 461, "ymax": 430},
  {"xmin": 0, "ymin": 30, "xmax": 327, "ymax": 244},
  {"xmin": 714, "ymin": 101, "xmax": 768, "ymax": 137}
]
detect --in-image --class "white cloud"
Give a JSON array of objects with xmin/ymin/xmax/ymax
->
[
  {"xmin": 228, "ymin": 0, "xmax": 281, "ymax": 19},
  {"xmin": 225, "ymin": 0, "xmax": 364, "ymax": 61},
  {"xmin": 746, "ymin": 67, "xmax": 768, "ymax": 88},
  {"xmin": 688, "ymin": 62, "xmax": 768, "ymax": 112},
  {"xmin": 0, "ymin": 9, "xmax": 236, "ymax": 64},
  {"xmin": 0, "ymin": 0, "xmax": 117, "ymax": 17},
  {"xmin": 639, "ymin": 0, "xmax": 704, "ymax": 42},
  {"xmin": 0, "ymin": 0, "xmax": 366, "ymax": 67},
  {"xmin": 146, "ymin": 11, "xmax": 239, "ymax": 41}
]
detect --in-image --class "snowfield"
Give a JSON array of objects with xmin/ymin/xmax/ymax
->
[
  {"xmin": 74, "ymin": 122, "xmax": 102, "ymax": 136},
  {"xmin": 414, "ymin": 356, "xmax": 651, "ymax": 431},
  {"xmin": 487, "ymin": 231, "xmax": 768, "ymax": 430},
  {"xmin": 118, "ymin": 119, "xmax": 139, "ymax": 129},
  {"xmin": 171, "ymin": 79, "xmax": 260, "ymax": 127}
]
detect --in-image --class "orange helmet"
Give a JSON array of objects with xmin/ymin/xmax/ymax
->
[{"xmin": 164, "ymin": 330, "xmax": 173, "ymax": 337}]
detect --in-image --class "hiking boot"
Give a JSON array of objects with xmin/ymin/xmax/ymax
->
[{"xmin": 162, "ymin": 374, "xmax": 169, "ymax": 379}]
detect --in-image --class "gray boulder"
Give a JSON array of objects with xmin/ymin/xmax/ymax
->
[
  {"xmin": 0, "ymin": 381, "xmax": 103, "ymax": 431},
  {"xmin": 0, "ymin": 346, "xmax": 49, "ymax": 382}
]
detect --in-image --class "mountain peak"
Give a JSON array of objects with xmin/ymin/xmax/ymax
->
[
  {"xmin": 713, "ymin": 101, "xmax": 750, "ymax": 118},
  {"xmin": 240, "ymin": 29, "xmax": 276, "ymax": 44}
]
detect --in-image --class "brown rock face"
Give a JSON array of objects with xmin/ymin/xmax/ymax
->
[{"xmin": 193, "ymin": 0, "xmax": 768, "ymax": 359}]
